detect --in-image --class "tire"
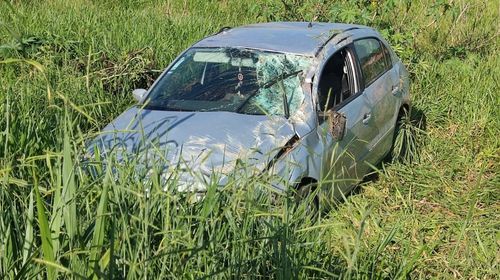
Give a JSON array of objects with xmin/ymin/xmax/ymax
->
[
  {"xmin": 294, "ymin": 178, "xmax": 319, "ymax": 215},
  {"xmin": 387, "ymin": 106, "xmax": 410, "ymax": 163}
]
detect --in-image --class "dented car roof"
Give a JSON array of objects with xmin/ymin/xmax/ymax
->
[{"xmin": 194, "ymin": 22, "xmax": 367, "ymax": 56}]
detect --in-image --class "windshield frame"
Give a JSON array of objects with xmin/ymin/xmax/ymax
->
[{"xmin": 141, "ymin": 47, "xmax": 312, "ymax": 117}]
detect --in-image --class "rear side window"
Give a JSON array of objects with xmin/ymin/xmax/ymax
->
[{"xmin": 354, "ymin": 38, "xmax": 391, "ymax": 86}]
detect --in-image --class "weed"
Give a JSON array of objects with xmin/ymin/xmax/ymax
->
[{"xmin": 0, "ymin": 0, "xmax": 498, "ymax": 279}]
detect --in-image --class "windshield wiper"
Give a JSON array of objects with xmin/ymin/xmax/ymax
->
[
  {"xmin": 262, "ymin": 70, "xmax": 302, "ymax": 89},
  {"xmin": 277, "ymin": 80, "xmax": 290, "ymax": 118},
  {"xmin": 142, "ymin": 104, "xmax": 194, "ymax": 112}
]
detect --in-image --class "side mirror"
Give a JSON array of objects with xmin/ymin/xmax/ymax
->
[
  {"xmin": 132, "ymin": 88, "xmax": 147, "ymax": 102},
  {"xmin": 327, "ymin": 111, "xmax": 347, "ymax": 141}
]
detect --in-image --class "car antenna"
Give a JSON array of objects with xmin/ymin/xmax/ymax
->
[{"xmin": 308, "ymin": 14, "xmax": 319, "ymax": 28}]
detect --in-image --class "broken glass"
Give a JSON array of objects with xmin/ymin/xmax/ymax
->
[{"xmin": 144, "ymin": 48, "xmax": 312, "ymax": 118}]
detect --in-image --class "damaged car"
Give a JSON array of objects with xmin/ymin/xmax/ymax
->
[{"xmin": 86, "ymin": 22, "xmax": 410, "ymax": 201}]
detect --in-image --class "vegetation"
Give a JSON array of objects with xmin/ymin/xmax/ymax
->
[{"xmin": 0, "ymin": 0, "xmax": 498, "ymax": 278}]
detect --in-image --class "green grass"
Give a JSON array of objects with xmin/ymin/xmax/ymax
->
[{"xmin": 0, "ymin": 0, "xmax": 499, "ymax": 278}]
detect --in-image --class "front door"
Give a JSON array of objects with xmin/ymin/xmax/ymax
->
[{"xmin": 316, "ymin": 46, "xmax": 377, "ymax": 199}]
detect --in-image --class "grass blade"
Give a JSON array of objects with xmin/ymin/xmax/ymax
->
[
  {"xmin": 62, "ymin": 124, "xmax": 78, "ymax": 241},
  {"xmin": 89, "ymin": 165, "xmax": 111, "ymax": 277},
  {"xmin": 33, "ymin": 173, "xmax": 56, "ymax": 280},
  {"xmin": 21, "ymin": 190, "xmax": 34, "ymax": 265}
]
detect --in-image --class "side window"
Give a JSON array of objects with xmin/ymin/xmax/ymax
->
[
  {"xmin": 381, "ymin": 42, "xmax": 393, "ymax": 68},
  {"xmin": 353, "ymin": 38, "xmax": 390, "ymax": 86},
  {"xmin": 317, "ymin": 49, "xmax": 355, "ymax": 112}
]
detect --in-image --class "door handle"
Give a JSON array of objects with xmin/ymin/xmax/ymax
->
[
  {"xmin": 362, "ymin": 113, "xmax": 372, "ymax": 125},
  {"xmin": 392, "ymin": 84, "xmax": 399, "ymax": 95}
]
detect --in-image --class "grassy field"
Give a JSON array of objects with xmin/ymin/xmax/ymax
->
[{"xmin": 0, "ymin": 0, "xmax": 499, "ymax": 279}]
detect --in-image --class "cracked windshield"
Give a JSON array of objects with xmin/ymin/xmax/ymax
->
[{"xmin": 145, "ymin": 48, "xmax": 311, "ymax": 117}]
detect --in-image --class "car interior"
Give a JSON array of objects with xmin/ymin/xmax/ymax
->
[
  {"xmin": 180, "ymin": 63, "xmax": 257, "ymax": 101},
  {"xmin": 318, "ymin": 49, "xmax": 352, "ymax": 112}
]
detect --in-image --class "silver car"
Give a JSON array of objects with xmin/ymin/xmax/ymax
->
[{"xmin": 88, "ymin": 22, "xmax": 410, "ymax": 200}]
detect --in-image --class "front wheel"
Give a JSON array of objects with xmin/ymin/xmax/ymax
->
[{"xmin": 294, "ymin": 179, "xmax": 319, "ymax": 216}]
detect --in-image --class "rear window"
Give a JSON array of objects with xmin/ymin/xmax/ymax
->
[{"xmin": 354, "ymin": 38, "xmax": 391, "ymax": 86}]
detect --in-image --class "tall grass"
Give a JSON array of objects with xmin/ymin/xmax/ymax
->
[{"xmin": 1, "ymin": 0, "xmax": 498, "ymax": 278}]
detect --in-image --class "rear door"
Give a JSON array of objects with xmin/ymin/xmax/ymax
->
[{"xmin": 352, "ymin": 38, "xmax": 398, "ymax": 165}]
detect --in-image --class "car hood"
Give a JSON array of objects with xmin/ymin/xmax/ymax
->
[{"xmin": 87, "ymin": 107, "xmax": 296, "ymax": 176}]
